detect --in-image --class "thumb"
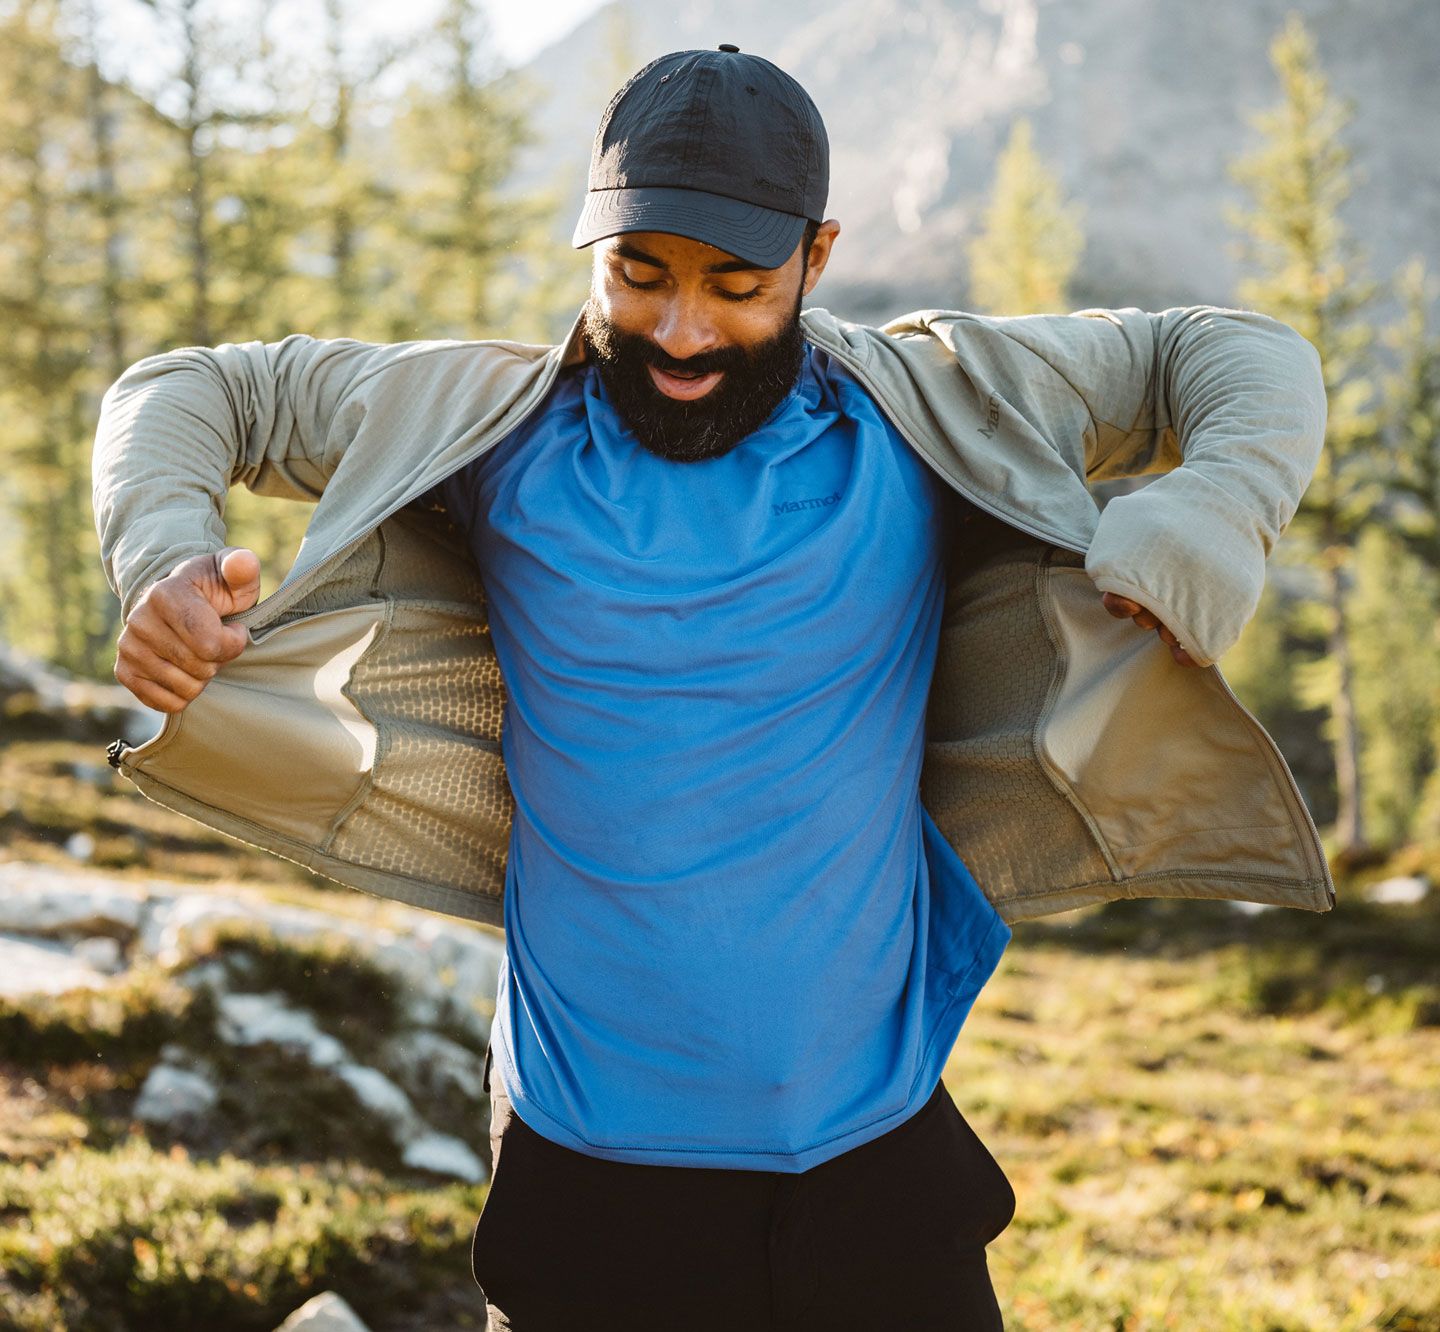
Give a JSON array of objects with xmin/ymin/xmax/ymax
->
[{"xmin": 217, "ymin": 546, "xmax": 262, "ymax": 614}]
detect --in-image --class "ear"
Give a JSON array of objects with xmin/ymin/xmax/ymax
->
[{"xmin": 802, "ymin": 219, "xmax": 841, "ymax": 296}]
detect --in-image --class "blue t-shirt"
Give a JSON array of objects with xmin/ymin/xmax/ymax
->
[{"xmin": 438, "ymin": 345, "xmax": 1011, "ymax": 1172}]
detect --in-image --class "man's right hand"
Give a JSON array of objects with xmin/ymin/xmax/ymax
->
[{"xmin": 114, "ymin": 547, "xmax": 262, "ymax": 713}]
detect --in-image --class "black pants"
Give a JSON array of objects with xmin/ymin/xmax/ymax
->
[{"xmin": 471, "ymin": 1067, "xmax": 1016, "ymax": 1331}]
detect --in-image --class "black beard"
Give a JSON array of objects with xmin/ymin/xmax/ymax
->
[{"xmin": 581, "ymin": 297, "xmax": 806, "ymax": 463}]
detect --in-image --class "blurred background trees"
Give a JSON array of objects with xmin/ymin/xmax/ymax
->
[
  {"xmin": 966, "ymin": 117, "xmax": 1083, "ymax": 316},
  {"xmin": 1225, "ymin": 14, "xmax": 1439, "ymax": 864},
  {"xmin": 0, "ymin": 0, "xmax": 549, "ymax": 670}
]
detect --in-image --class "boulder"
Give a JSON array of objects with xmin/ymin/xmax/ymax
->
[
  {"xmin": 213, "ymin": 989, "xmax": 486, "ymax": 1182},
  {"xmin": 0, "ymin": 932, "xmax": 111, "ymax": 997},
  {"xmin": 133, "ymin": 1063, "xmax": 219, "ymax": 1125},
  {"xmin": 274, "ymin": 1291, "xmax": 372, "ymax": 1332},
  {"xmin": 1363, "ymin": 875, "xmax": 1430, "ymax": 905},
  {"xmin": 0, "ymin": 864, "xmax": 146, "ymax": 939},
  {"xmin": 0, "ymin": 863, "xmax": 497, "ymax": 1181},
  {"xmin": 401, "ymin": 1130, "xmax": 486, "ymax": 1183},
  {"xmin": 218, "ymin": 991, "xmax": 348, "ymax": 1069},
  {"xmin": 381, "ymin": 1030, "xmax": 488, "ymax": 1102},
  {"xmin": 0, "ymin": 639, "xmax": 159, "ymax": 744}
]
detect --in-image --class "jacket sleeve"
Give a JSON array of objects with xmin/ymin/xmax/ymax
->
[
  {"xmin": 973, "ymin": 305, "xmax": 1327, "ymax": 667},
  {"xmin": 92, "ymin": 335, "xmax": 405, "ymax": 620}
]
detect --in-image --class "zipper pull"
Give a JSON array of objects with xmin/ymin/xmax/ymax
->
[{"xmin": 106, "ymin": 738, "xmax": 127, "ymax": 770}]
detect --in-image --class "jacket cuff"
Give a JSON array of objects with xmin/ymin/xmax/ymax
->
[{"xmin": 1083, "ymin": 472, "xmax": 1273, "ymax": 668}]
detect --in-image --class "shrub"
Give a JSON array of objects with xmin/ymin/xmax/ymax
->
[{"xmin": 0, "ymin": 1137, "xmax": 484, "ymax": 1331}]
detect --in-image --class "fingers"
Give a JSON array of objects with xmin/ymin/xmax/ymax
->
[
  {"xmin": 217, "ymin": 547, "xmax": 261, "ymax": 614},
  {"xmin": 113, "ymin": 550, "xmax": 258, "ymax": 711},
  {"xmin": 114, "ymin": 675, "xmax": 192, "ymax": 714},
  {"xmin": 122, "ymin": 610, "xmax": 219, "ymax": 681},
  {"xmin": 114, "ymin": 638, "xmax": 213, "ymax": 711},
  {"xmin": 1099, "ymin": 591, "xmax": 1201, "ymax": 667},
  {"xmin": 1102, "ymin": 593, "xmax": 1160, "ymax": 629},
  {"xmin": 214, "ymin": 621, "xmax": 252, "ymax": 664}
]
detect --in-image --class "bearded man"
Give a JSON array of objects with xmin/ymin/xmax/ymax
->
[{"xmin": 95, "ymin": 44, "xmax": 1332, "ymax": 1332}]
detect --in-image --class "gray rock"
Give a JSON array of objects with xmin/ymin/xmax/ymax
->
[
  {"xmin": 217, "ymin": 992, "xmax": 347, "ymax": 1069},
  {"xmin": 0, "ymin": 932, "xmax": 110, "ymax": 997},
  {"xmin": 1364, "ymin": 875, "xmax": 1430, "ymax": 905},
  {"xmin": 335, "ymin": 1064, "xmax": 420, "ymax": 1136},
  {"xmin": 0, "ymin": 863, "xmax": 500, "ymax": 1184},
  {"xmin": 382, "ymin": 1030, "xmax": 488, "ymax": 1102},
  {"xmin": 0, "ymin": 640, "xmax": 159, "ymax": 744},
  {"xmin": 143, "ymin": 893, "xmax": 267, "ymax": 967},
  {"xmin": 401, "ymin": 1130, "xmax": 486, "ymax": 1183},
  {"xmin": 274, "ymin": 1291, "xmax": 372, "ymax": 1332},
  {"xmin": 133, "ymin": 1063, "xmax": 218, "ymax": 1125},
  {"xmin": 1228, "ymin": 901, "xmax": 1275, "ymax": 915},
  {"xmin": 0, "ymin": 864, "xmax": 145, "ymax": 938},
  {"xmin": 137, "ymin": 888, "xmax": 503, "ymax": 1042},
  {"xmin": 64, "ymin": 832, "xmax": 96, "ymax": 862},
  {"xmin": 177, "ymin": 958, "xmax": 231, "ymax": 997},
  {"xmin": 212, "ymin": 991, "xmax": 485, "ymax": 1177},
  {"xmin": 73, "ymin": 935, "xmax": 124, "ymax": 973}
]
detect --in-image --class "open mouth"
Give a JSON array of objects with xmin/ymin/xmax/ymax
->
[{"xmin": 647, "ymin": 365, "xmax": 725, "ymax": 401}]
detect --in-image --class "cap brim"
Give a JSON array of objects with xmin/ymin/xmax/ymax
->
[{"xmin": 572, "ymin": 186, "xmax": 808, "ymax": 270}]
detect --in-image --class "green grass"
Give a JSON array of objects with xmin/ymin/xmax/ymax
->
[
  {"xmin": 204, "ymin": 924, "xmax": 406, "ymax": 1045},
  {"xmin": 0, "ymin": 944, "xmax": 490, "ymax": 1330},
  {"xmin": 958, "ymin": 902, "xmax": 1440, "ymax": 1331},
  {"xmin": 0, "ymin": 1138, "xmax": 487, "ymax": 1331},
  {"xmin": 0, "ymin": 968, "xmax": 215, "ymax": 1069}
]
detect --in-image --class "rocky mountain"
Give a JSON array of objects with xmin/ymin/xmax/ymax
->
[{"xmin": 504, "ymin": 0, "xmax": 1440, "ymax": 322}]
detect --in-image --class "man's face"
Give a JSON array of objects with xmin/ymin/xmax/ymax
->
[{"xmin": 582, "ymin": 225, "xmax": 837, "ymax": 462}]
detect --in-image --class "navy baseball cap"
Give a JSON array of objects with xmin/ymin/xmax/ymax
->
[{"xmin": 572, "ymin": 45, "xmax": 829, "ymax": 269}]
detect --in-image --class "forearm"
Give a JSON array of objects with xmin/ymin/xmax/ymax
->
[
  {"xmin": 1083, "ymin": 306, "xmax": 1327, "ymax": 664},
  {"xmin": 954, "ymin": 302, "xmax": 1326, "ymax": 664},
  {"xmin": 92, "ymin": 335, "xmax": 382, "ymax": 619}
]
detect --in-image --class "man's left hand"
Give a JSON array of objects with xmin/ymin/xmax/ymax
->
[{"xmin": 1101, "ymin": 593, "xmax": 1201, "ymax": 667}]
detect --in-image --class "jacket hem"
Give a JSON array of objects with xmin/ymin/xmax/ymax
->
[
  {"xmin": 994, "ymin": 871, "xmax": 1335, "ymax": 924},
  {"xmin": 121, "ymin": 767, "xmax": 505, "ymax": 929}
]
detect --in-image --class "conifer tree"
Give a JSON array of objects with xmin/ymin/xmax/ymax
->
[
  {"xmin": 1384, "ymin": 261, "xmax": 1440, "ymax": 574},
  {"xmin": 0, "ymin": 0, "xmax": 114, "ymax": 673},
  {"xmin": 966, "ymin": 119, "xmax": 1084, "ymax": 315},
  {"xmin": 1376, "ymin": 261, "xmax": 1440, "ymax": 843},
  {"xmin": 1227, "ymin": 13, "xmax": 1382, "ymax": 860},
  {"xmin": 1344, "ymin": 524, "xmax": 1440, "ymax": 846},
  {"xmin": 387, "ymin": 0, "xmax": 536, "ymax": 341}
]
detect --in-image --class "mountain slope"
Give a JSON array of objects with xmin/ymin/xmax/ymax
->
[{"xmin": 506, "ymin": 0, "xmax": 1440, "ymax": 321}]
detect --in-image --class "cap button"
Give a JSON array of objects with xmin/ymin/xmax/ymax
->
[{"xmin": 717, "ymin": 43, "xmax": 740, "ymax": 52}]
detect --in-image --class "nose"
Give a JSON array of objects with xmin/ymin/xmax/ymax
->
[{"xmin": 649, "ymin": 291, "xmax": 719, "ymax": 362}]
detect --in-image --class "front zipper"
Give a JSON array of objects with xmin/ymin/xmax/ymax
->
[
  {"xmin": 248, "ymin": 316, "xmax": 1085, "ymax": 636},
  {"xmin": 230, "ymin": 341, "xmax": 580, "ymax": 633}
]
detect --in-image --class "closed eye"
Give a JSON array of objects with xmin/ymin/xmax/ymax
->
[
  {"xmin": 619, "ymin": 271, "xmax": 664, "ymax": 291},
  {"xmin": 715, "ymin": 288, "xmax": 761, "ymax": 302}
]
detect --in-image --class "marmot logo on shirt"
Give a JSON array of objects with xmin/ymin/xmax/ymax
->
[{"xmin": 773, "ymin": 491, "xmax": 841, "ymax": 516}]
